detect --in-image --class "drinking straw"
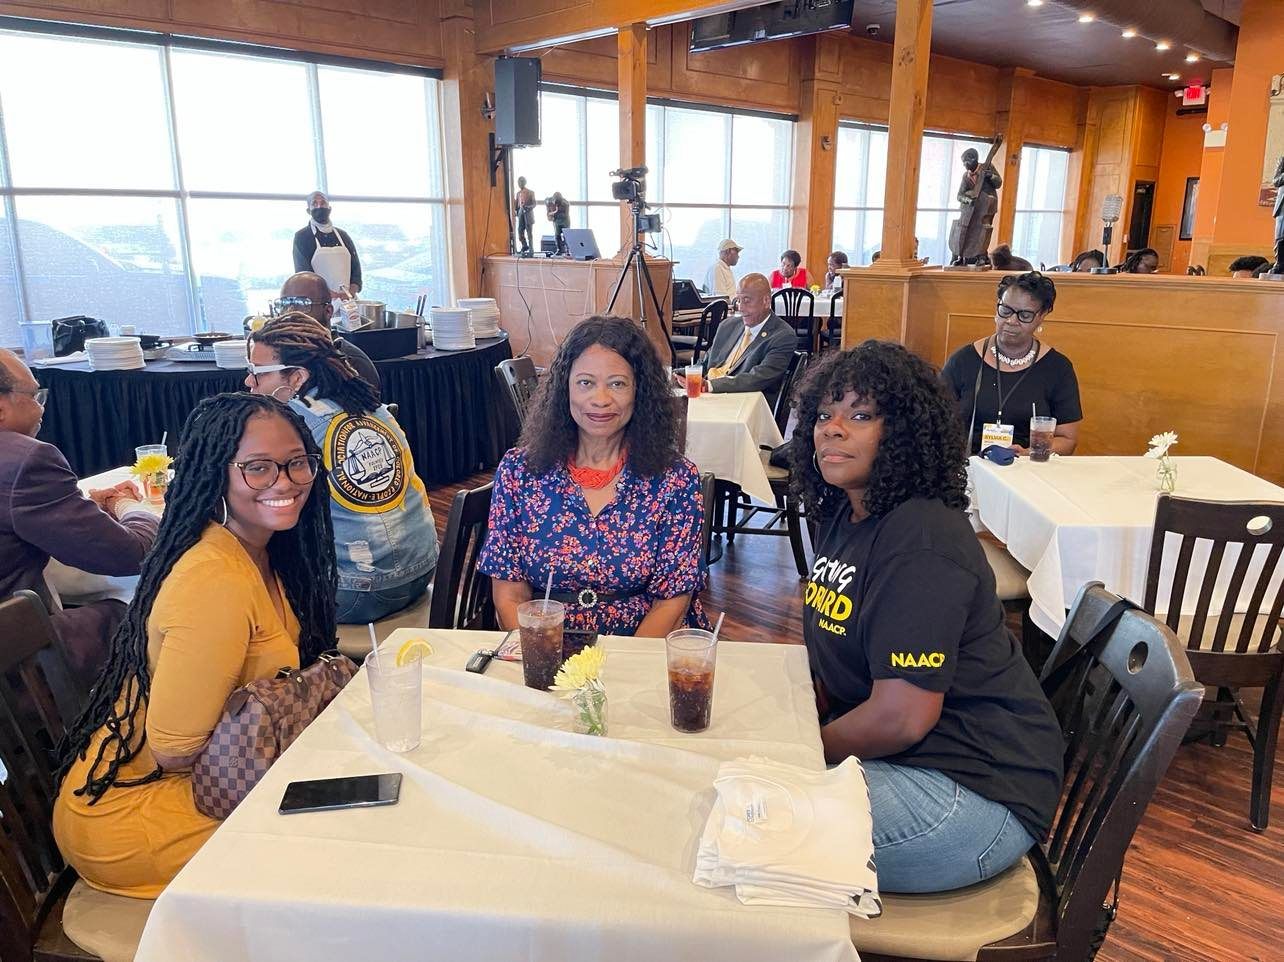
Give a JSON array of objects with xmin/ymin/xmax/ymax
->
[
  {"xmin": 543, "ymin": 567, "xmax": 554, "ymax": 604},
  {"xmin": 1032, "ymin": 403, "xmax": 1036, "ymax": 420},
  {"xmin": 711, "ymin": 611, "xmax": 726, "ymax": 643},
  {"xmin": 368, "ymin": 622, "xmax": 379, "ymax": 665},
  {"xmin": 160, "ymin": 431, "xmax": 167, "ymax": 448}
]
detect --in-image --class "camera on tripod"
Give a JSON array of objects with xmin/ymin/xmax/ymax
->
[{"xmin": 610, "ymin": 165, "xmax": 662, "ymax": 235}]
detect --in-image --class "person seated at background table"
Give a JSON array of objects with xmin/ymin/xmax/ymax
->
[
  {"xmin": 700, "ymin": 273, "xmax": 797, "ymax": 409},
  {"xmin": 941, "ymin": 271, "xmax": 1081, "ymax": 456},
  {"xmin": 1229, "ymin": 255, "xmax": 1271, "ymax": 278},
  {"xmin": 273, "ymin": 271, "xmax": 379, "ymax": 388},
  {"xmin": 54, "ymin": 393, "xmax": 336, "ymax": 898},
  {"xmin": 790, "ymin": 341, "xmax": 1064, "ymax": 893},
  {"xmin": 1069, "ymin": 249, "xmax": 1104, "ymax": 272},
  {"xmin": 1123, "ymin": 247, "xmax": 1160, "ymax": 274},
  {"xmin": 769, "ymin": 249, "xmax": 810, "ymax": 289},
  {"xmin": 480, "ymin": 316, "xmax": 707, "ymax": 637},
  {"xmin": 703, "ymin": 238, "xmax": 742, "ymax": 298},
  {"xmin": 989, "ymin": 244, "xmax": 1033, "ymax": 272},
  {"xmin": 247, "ymin": 313, "xmax": 437, "ymax": 623},
  {"xmin": 0, "ymin": 348, "xmax": 158, "ymax": 684},
  {"xmin": 823, "ymin": 250, "xmax": 849, "ymax": 291}
]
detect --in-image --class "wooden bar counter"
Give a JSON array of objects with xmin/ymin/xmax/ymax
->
[
  {"xmin": 838, "ymin": 268, "xmax": 1284, "ymax": 483},
  {"xmin": 482, "ymin": 254, "xmax": 675, "ymax": 369}
]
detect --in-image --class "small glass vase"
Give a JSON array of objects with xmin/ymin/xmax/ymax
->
[
  {"xmin": 141, "ymin": 470, "xmax": 171, "ymax": 503},
  {"xmin": 570, "ymin": 684, "xmax": 607, "ymax": 736},
  {"xmin": 1156, "ymin": 455, "xmax": 1177, "ymax": 494}
]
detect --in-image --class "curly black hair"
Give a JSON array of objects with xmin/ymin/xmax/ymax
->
[
  {"xmin": 520, "ymin": 316, "xmax": 680, "ymax": 478},
  {"xmin": 57, "ymin": 393, "xmax": 337, "ymax": 803},
  {"xmin": 790, "ymin": 340, "xmax": 968, "ymax": 520},
  {"xmin": 997, "ymin": 270, "xmax": 1056, "ymax": 314}
]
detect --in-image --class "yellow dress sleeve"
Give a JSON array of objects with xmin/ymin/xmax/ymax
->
[{"xmin": 146, "ymin": 560, "xmax": 258, "ymax": 759}]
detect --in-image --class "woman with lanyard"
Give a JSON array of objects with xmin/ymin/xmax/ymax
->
[
  {"xmin": 292, "ymin": 191, "xmax": 362, "ymax": 306},
  {"xmin": 941, "ymin": 271, "xmax": 1082, "ymax": 457}
]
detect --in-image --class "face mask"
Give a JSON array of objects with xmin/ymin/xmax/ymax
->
[{"xmin": 311, "ymin": 207, "xmax": 331, "ymax": 224}]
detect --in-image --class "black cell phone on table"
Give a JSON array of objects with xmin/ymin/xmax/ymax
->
[{"xmin": 278, "ymin": 773, "xmax": 402, "ymax": 815}]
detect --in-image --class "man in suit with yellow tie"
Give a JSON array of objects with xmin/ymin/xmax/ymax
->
[{"xmin": 701, "ymin": 273, "xmax": 797, "ymax": 409}]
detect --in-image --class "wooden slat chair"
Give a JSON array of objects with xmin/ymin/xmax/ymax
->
[
  {"xmin": 850, "ymin": 583, "xmax": 1202, "ymax": 962},
  {"xmin": 671, "ymin": 299, "xmax": 728, "ymax": 368},
  {"xmin": 820, "ymin": 288, "xmax": 844, "ymax": 351},
  {"xmin": 771, "ymin": 287, "xmax": 818, "ymax": 355},
  {"xmin": 1142, "ymin": 495, "xmax": 1284, "ymax": 830},
  {"xmin": 494, "ymin": 357, "xmax": 539, "ymax": 427},
  {"xmin": 428, "ymin": 483, "xmax": 497, "ymax": 631},
  {"xmin": 0, "ymin": 590, "xmax": 154, "ymax": 962}
]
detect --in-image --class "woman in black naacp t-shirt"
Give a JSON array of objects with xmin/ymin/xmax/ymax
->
[{"xmin": 790, "ymin": 341, "xmax": 1063, "ymax": 894}]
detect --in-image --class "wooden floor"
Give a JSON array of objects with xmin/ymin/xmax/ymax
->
[{"xmin": 429, "ymin": 472, "xmax": 1284, "ymax": 962}]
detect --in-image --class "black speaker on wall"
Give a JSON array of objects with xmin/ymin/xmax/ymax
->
[{"xmin": 495, "ymin": 57, "xmax": 541, "ymax": 148}]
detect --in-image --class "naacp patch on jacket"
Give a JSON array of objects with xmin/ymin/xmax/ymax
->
[{"xmin": 323, "ymin": 415, "xmax": 408, "ymax": 513}]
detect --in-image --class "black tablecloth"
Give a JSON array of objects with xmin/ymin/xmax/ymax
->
[{"xmin": 34, "ymin": 336, "xmax": 519, "ymax": 484}]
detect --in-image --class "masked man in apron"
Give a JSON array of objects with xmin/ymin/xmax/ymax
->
[{"xmin": 292, "ymin": 191, "xmax": 363, "ymax": 304}]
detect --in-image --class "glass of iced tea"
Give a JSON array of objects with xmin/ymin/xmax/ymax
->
[
  {"xmin": 684, "ymin": 364, "xmax": 704, "ymax": 399},
  {"xmin": 518, "ymin": 599, "xmax": 565, "ymax": 690},
  {"xmin": 666, "ymin": 628, "xmax": 717, "ymax": 733},
  {"xmin": 1029, "ymin": 416, "xmax": 1056, "ymax": 463}
]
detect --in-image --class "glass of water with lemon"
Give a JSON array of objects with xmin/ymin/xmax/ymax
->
[{"xmin": 367, "ymin": 637, "xmax": 432, "ymax": 752}]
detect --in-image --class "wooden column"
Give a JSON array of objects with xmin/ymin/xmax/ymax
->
[
  {"xmin": 993, "ymin": 68, "xmax": 1028, "ymax": 252},
  {"xmin": 617, "ymin": 23, "xmax": 648, "ymax": 257},
  {"xmin": 441, "ymin": 0, "xmax": 510, "ymax": 298},
  {"xmin": 875, "ymin": 0, "xmax": 933, "ymax": 268},
  {"xmin": 789, "ymin": 37, "xmax": 842, "ymax": 280}
]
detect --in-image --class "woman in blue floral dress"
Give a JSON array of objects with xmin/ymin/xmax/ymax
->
[{"xmin": 479, "ymin": 316, "xmax": 708, "ymax": 636}]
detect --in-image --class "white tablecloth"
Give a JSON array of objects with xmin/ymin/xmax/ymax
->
[
  {"xmin": 135, "ymin": 630, "xmax": 857, "ymax": 962},
  {"xmin": 971, "ymin": 455, "xmax": 1284, "ymax": 634},
  {"xmin": 684, "ymin": 392, "xmax": 784, "ymax": 504},
  {"xmin": 814, "ymin": 293, "xmax": 843, "ymax": 318},
  {"xmin": 43, "ymin": 466, "xmax": 155, "ymax": 606}
]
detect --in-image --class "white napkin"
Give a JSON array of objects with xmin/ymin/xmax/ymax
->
[
  {"xmin": 31, "ymin": 351, "xmax": 88, "ymax": 366},
  {"xmin": 694, "ymin": 756, "xmax": 881, "ymax": 918}
]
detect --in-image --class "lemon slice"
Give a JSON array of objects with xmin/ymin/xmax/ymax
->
[{"xmin": 395, "ymin": 638, "xmax": 433, "ymax": 667}]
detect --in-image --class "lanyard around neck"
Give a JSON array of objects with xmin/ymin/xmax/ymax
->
[{"xmin": 989, "ymin": 336, "xmax": 1037, "ymax": 421}]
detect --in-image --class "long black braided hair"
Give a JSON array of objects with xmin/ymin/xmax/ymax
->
[
  {"xmin": 249, "ymin": 311, "xmax": 380, "ymax": 416},
  {"xmin": 57, "ymin": 392, "xmax": 338, "ymax": 803}
]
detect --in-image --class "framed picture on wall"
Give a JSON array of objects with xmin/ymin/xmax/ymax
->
[{"xmin": 1179, "ymin": 176, "xmax": 1199, "ymax": 241}]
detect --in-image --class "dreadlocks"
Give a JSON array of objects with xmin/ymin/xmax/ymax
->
[
  {"xmin": 250, "ymin": 311, "xmax": 380, "ymax": 415},
  {"xmin": 57, "ymin": 393, "xmax": 338, "ymax": 803}
]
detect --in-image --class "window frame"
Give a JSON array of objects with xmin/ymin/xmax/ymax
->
[{"xmin": 1011, "ymin": 142, "xmax": 1072, "ymax": 267}]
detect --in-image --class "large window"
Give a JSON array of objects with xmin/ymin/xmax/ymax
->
[
  {"xmin": 916, "ymin": 132, "xmax": 994, "ymax": 267},
  {"xmin": 1012, "ymin": 146, "xmax": 1070, "ymax": 268},
  {"xmin": 831, "ymin": 123, "xmax": 888, "ymax": 265},
  {"xmin": 0, "ymin": 26, "xmax": 448, "ymax": 347},
  {"xmin": 512, "ymin": 89, "xmax": 794, "ymax": 284}
]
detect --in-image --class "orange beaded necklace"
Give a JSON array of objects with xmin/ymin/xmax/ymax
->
[{"xmin": 567, "ymin": 450, "xmax": 627, "ymax": 489}]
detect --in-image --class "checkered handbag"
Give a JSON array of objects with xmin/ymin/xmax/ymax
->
[{"xmin": 191, "ymin": 650, "xmax": 357, "ymax": 819}]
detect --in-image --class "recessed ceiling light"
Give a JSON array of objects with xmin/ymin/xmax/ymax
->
[
  {"xmin": 1026, "ymin": 0, "xmax": 1044, "ymax": 6},
  {"xmin": 1155, "ymin": 41, "xmax": 1171, "ymax": 51},
  {"xmin": 1165, "ymin": 73, "xmax": 1181, "ymax": 81},
  {"xmin": 1186, "ymin": 52, "xmax": 1201, "ymax": 62},
  {"xmin": 1077, "ymin": 13, "xmax": 1095, "ymax": 23},
  {"xmin": 1121, "ymin": 28, "xmax": 1137, "ymax": 38}
]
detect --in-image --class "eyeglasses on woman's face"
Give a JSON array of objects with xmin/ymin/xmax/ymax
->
[
  {"xmin": 229, "ymin": 454, "xmax": 320, "ymax": 490},
  {"xmin": 995, "ymin": 302, "xmax": 1040, "ymax": 325},
  {"xmin": 244, "ymin": 362, "xmax": 297, "ymax": 388}
]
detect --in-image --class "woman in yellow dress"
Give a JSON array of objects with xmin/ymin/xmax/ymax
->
[{"xmin": 53, "ymin": 392, "xmax": 338, "ymax": 898}]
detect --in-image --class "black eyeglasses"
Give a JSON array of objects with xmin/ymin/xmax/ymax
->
[
  {"xmin": 269, "ymin": 296, "xmax": 324, "ymax": 318},
  {"xmin": 229, "ymin": 454, "xmax": 321, "ymax": 490},
  {"xmin": 996, "ymin": 303, "xmax": 1040, "ymax": 325},
  {"xmin": 4, "ymin": 386, "xmax": 48, "ymax": 407}
]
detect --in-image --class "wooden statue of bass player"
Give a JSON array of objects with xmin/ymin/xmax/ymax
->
[{"xmin": 949, "ymin": 137, "xmax": 1003, "ymax": 267}]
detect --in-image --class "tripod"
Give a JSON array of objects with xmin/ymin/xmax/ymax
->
[{"xmin": 606, "ymin": 207, "xmax": 673, "ymax": 363}]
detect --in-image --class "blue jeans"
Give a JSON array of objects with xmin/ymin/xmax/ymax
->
[
  {"xmin": 335, "ymin": 572, "xmax": 433, "ymax": 625},
  {"xmin": 865, "ymin": 760, "xmax": 1035, "ymax": 894}
]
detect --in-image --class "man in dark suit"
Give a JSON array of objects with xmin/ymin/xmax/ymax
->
[
  {"xmin": 702, "ymin": 273, "xmax": 797, "ymax": 408},
  {"xmin": 0, "ymin": 349, "xmax": 158, "ymax": 684}
]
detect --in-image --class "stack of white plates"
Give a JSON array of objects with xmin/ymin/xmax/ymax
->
[
  {"xmin": 85, "ymin": 337, "xmax": 144, "ymax": 371},
  {"xmin": 430, "ymin": 307, "xmax": 476, "ymax": 351},
  {"xmin": 214, "ymin": 339, "xmax": 249, "ymax": 370},
  {"xmin": 457, "ymin": 297, "xmax": 502, "ymax": 339}
]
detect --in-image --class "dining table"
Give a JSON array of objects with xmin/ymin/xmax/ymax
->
[
  {"xmin": 682, "ymin": 391, "xmax": 784, "ymax": 505},
  {"xmin": 43, "ymin": 465, "xmax": 150, "ymax": 607},
  {"xmin": 132, "ymin": 628, "xmax": 860, "ymax": 962},
  {"xmin": 970, "ymin": 455, "xmax": 1284, "ymax": 635}
]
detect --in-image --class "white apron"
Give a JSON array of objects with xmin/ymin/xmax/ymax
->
[{"xmin": 310, "ymin": 226, "xmax": 352, "ymax": 295}]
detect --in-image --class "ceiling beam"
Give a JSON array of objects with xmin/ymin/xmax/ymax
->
[{"xmin": 474, "ymin": 0, "xmax": 766, "ymax": 55}]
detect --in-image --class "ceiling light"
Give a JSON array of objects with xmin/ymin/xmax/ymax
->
[
  {"xmin": 1186, "ymin": 52, "xmax": 1201, "ymax": 62},
  {"xmin": 1121, "ymin": 28, "xmax": 1137, "ymax": 38},
  {"xmin": 1165, "ymin": 73, "xmax": 1181, "ymax": 81},
  {"xmin": 1155, "ymin": 41, "xmax": 1171, "ymax": 51},
  {"xmin": 1026, "ymin": 0, "xmax": 1043, "ymax": 6},
  {"xmin": 1077, "ymin": 13, "xmax": 1095, "ymax": 23}
]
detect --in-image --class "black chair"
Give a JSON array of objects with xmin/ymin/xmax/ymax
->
[
  {"xmin": 820, "ymin": 288, "xmax": 843, "ymax": 351},
  {"xmin": 850, "ymin": 583, "xmax": 1202, "ymax": 962},
  {"xmin": 714, "ymin": 352, "xmax": 812, "ymax": 578},
  {"xmin": 428, "ymin": 483, "xmax": 497, "ymax": 631},
  {"xmin": 671, "ymin": 299, "xmax": 728, "ymax": 367},
  {"xmin": 771, "ymin": 287, "xmax": 817, "ymax": 355},
  {"xmin": 1142, "ymin": 495, "xmax": 1284, "ymax": 830},
  {"xmin": 494, "ymin": 357, "xmax": 539, "ymax": 427},
  {"xmin": 0, "ymin": 590, "xmax": 152, "ymax": 962},
  {"xmin": 698, "ymin": 472, "xmax": 715, "ymax": 568}
]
